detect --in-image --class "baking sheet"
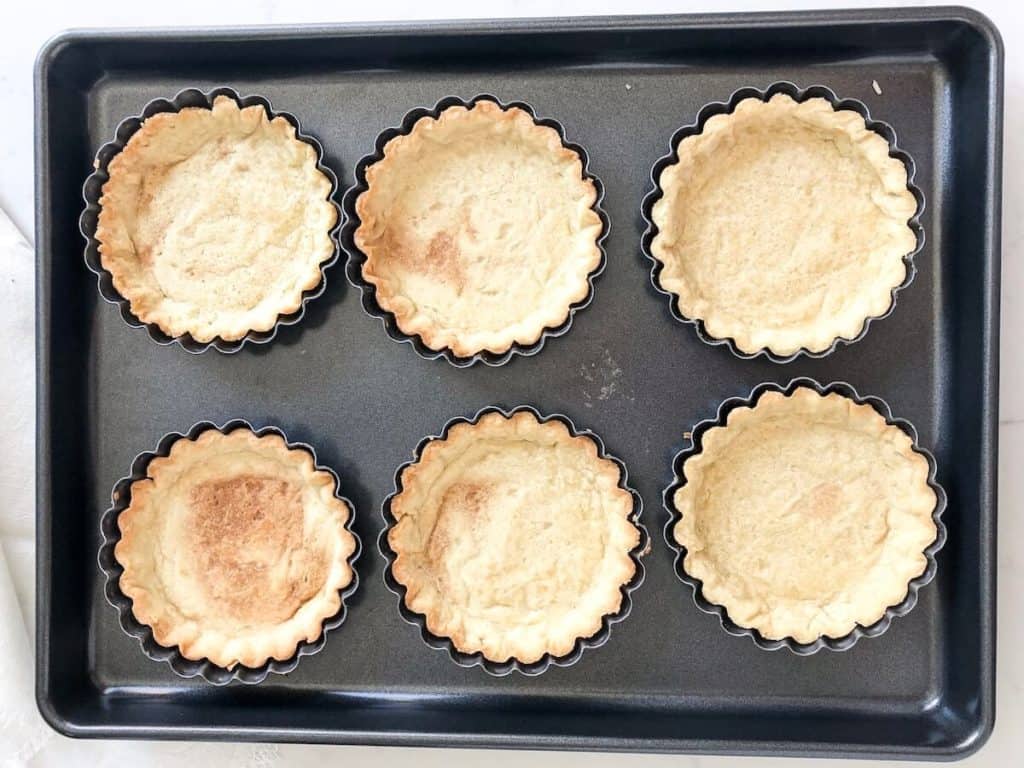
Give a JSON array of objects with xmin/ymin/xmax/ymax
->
[{"xmin": 34, "ymin": 7, "xmax": 1002, "ymax": 758}]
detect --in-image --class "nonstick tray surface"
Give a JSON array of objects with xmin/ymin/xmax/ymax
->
[{"xmin": 35, "ymin": 7, "xmax": 1002, "ymax": 759}]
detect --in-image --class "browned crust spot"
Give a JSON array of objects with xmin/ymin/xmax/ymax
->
[
  {"xmin": 114, "ymin": 428, "xmax": 357, "ymax": 669},
  {"xmin": 187, "ymin": 475, "xmax": 328, "ymax": 626}
]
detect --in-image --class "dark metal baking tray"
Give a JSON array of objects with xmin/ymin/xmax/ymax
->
[{"xmin": 34, "ymin": 6, "xmax": 1002, "ymax": 759}]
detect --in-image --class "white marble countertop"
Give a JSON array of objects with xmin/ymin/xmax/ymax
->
[{"xmin": 1, "ymin": 0, "xmax": 1019, "ymax": 765}]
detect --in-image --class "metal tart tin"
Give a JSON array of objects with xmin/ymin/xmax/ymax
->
[
  {"xmin": 379, "ymin": 405, "xmax": 647, "ymax": 675},
  {"xmin": 640, "ymin": 81, "xmax": 926, "ymax": 364},
  {"xmin": 663, "ymin": 377, "xmax": 947, "ymax": 654},
  {"xmin": 80, "ymin": 86, "xmax": 343, "ymax": 354},
  {"xmin": 340, "ymin": 95, "xmax": 611, "ymax": 368},
  {"xmin": 97, "ymin": 419, "xmax": 362, "ymax": 685}
]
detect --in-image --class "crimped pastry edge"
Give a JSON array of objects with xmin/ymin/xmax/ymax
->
[
  {"xmin": 347, "ymin": 96, "xmax": 607, "ymax": 363},
  {"xmin": 83, "ymin": 87, "xmax": 341, "ymax": 353},
  {"xmin": 664, "ymin": 378, "xmax": 946, "ymax": 654},
  {"xmin": 381, "ymin": 406, "xmax": 646, "ymax": 674},
  {"xmin": 641, "ymin": 82, "xmax": 925, "ymax": 363},
  {"xmin": 102, "ymin": 422, "xmax": 360, "ymax": 681}
]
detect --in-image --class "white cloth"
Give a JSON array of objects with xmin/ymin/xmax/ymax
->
[
  {"xmin": 0, "ymin": 208, "xmax": 46, "ymax": 767},
  {"xmin": 0, "ymin": 546, "xmax": 48, "ymax": 767}
]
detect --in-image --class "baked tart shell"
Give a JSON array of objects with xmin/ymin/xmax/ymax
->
[
  {"xmin": 663, "ymin": 378, "xmax": 946, "ymax": 654},
  {"xmin": 98, "ymin": 420, "xmax": 361, "ymax": 684},
  {"xmin": 342, "ymin": 95, "xmax": 609, "ymax": 367},
  {"xmin": 641, "ymin": 81, "xmax": 924, "ymax": 363},
  {"xmin": 81, "ymin": 86, "xmax": 342, "ymax": 354},
  {"xmin": 380, "ymin": 406, "xmax": 647, "ymax": 675}
]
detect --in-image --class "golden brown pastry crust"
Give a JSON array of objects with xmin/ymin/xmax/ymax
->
[
  {"xmin": 651, "ymin": 93, "xmax": 917, "ymax": 356},
  {"xmin": 96, "ymin": 95, "xmax": 337, "ymax": 343},
  {"xmin": 354, "ymin": 100, "xmax": 603, "ymax": 357},
  {"xmin": 672, "ymin": 387, "xmax": 938, "ymax": 643},
  {"xmin": 114, "ymin": 428, "xmax": 357, "ymax": 669},
  {"xmin": 388, "ymin": 411, "xmax": 639, "ymax": 663}
]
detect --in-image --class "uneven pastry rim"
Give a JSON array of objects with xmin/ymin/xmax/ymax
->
[
  {"xmin": 640, "ymin": 81, "xmax": 925, "ymax": 364},
  {"xmin": 98, "ymin": 420, "xmax": 362, "ymax": 685},
  {"xmin": 341, "ymin": 94, "xmax": 610, "ymax": 368},
  {"xmin": 81, "ymin": 86, "xmax": 343, "ymax": 354},
  {"xmin": 379, "ymin": 405, "xmax": 647, "ymax": 675},
  {"xmin": 662, "ymin": 378, "xmax": 947, "ymax": 655}
]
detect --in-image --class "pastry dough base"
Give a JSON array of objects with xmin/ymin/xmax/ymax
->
[
  {"xmin": 96, "ymin": 95, "xmax": 337, "ymax": 343},
  {"xmin": 672, "ymin": 387, "xmax": 938, "ymax": 643},
  {"xmin": 355, "ymin": 100, "xmax": 602, "ymax": 357},
  {"xmin": 388, "ymin": 411, "xmax": 639, "ymax": 663},
  {"xmin": 651, "ymin": 93, "xmax": 917, "ymax": 356},
  {"xmin": 115, "ymin": 428, "xmax": 357, "ymax": 669}
]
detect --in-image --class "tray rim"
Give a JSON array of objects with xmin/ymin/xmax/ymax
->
[
  {"xmin": 31, "ymin": 4, "xmax": 1004, "ymax": 49},
  {"xmin": 34, "ymin": 5, "xmax": 1002, "ymax": 759}
]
